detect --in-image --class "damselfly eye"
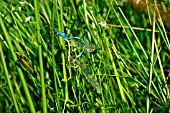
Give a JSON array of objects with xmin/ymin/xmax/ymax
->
[
  {"xmin": 55, "ymin": 32, "xmax": 59, "ymax": 37},
  {"xmin": 54, "ymin": 30, "xmax": 59, "ymax": 37}
]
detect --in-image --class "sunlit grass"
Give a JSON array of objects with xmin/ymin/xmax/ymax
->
[{"xmin": 0, "ymin": 0, "xmax": 170, "ymax": 113}]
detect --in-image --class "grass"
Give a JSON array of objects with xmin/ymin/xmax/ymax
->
[{"xmin": 0, "ymin": 0, "xmax": 170, "ymax": 112}]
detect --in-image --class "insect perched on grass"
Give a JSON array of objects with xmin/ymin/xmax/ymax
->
[
  {"xmin": 55, "ymin": 30, "xmax": 95, "ymax": 59},
  {"xmin": 59, "ymin": 32, "xmax": 102, "ymax": 91}
]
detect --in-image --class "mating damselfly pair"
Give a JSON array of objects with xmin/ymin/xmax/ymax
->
[
  {"xmin": 55, "ymin": 30, "xmax": 129, "ymax": 90},
  {"xmin": 55, "ymin": 30, "xmax": 103, "ymax": 90},
  {"xmin": 55, "ymin": 30, "xmax": 95, "ymax": 59}
]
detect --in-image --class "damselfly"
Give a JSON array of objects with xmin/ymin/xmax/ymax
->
[
  {"xmin": 55, "ymin": 30, "xmax": 95, "ymax": 58},
  {"xmin": 71, "ymin": 58, "xmax": 103, "ymax": 90}
]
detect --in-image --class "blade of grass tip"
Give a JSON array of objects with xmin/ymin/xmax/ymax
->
[
  {"xmin": 34, "ymin": 0, "xmax": 46, "ymax": 112},
  {"xmin": 0, "ymin": 42, "xmax": 20, "ymax": 113},
  {"xmin": 0, "ymin": 14, "xmax": 36, "ymax": 113},
  {"xmin": 147, "ymin": 2, "xmax": 156, "ymax": 113}
]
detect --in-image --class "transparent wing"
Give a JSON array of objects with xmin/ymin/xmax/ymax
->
[
  {"xmin": 74, "ymin": 59, "xmax": 102, "ymax": 90},
  {"xmin": 85, "ymin": 44, "xmax": 96, "ymax": 52},
  {"xmin": 70, "ymin": 37, "xmax": 96, "ymax": 52}
]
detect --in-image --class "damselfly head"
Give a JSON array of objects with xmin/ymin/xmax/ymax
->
[
  {"xmin": 54, "ymin": 30, "xmax": 66, "ymax": 37},
  {"xmin": 55, "ymin": 30, "xmax": 59, "ymax": 37}
]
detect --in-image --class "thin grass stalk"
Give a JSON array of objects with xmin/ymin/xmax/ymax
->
[
  {"xmin": 147, "ymin": 1, "xmax": 156, "ymax": 112},
  {"xmin": 33, "ymin": 0, "xmax": 46, "ymax": 112},
  {"xmin": 58, "ymin": 0, "xmax": 69, "ymax": 110},
  {"xmin": 51, "ymin": 0, "xmax": 61, "ymax": 112}
]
